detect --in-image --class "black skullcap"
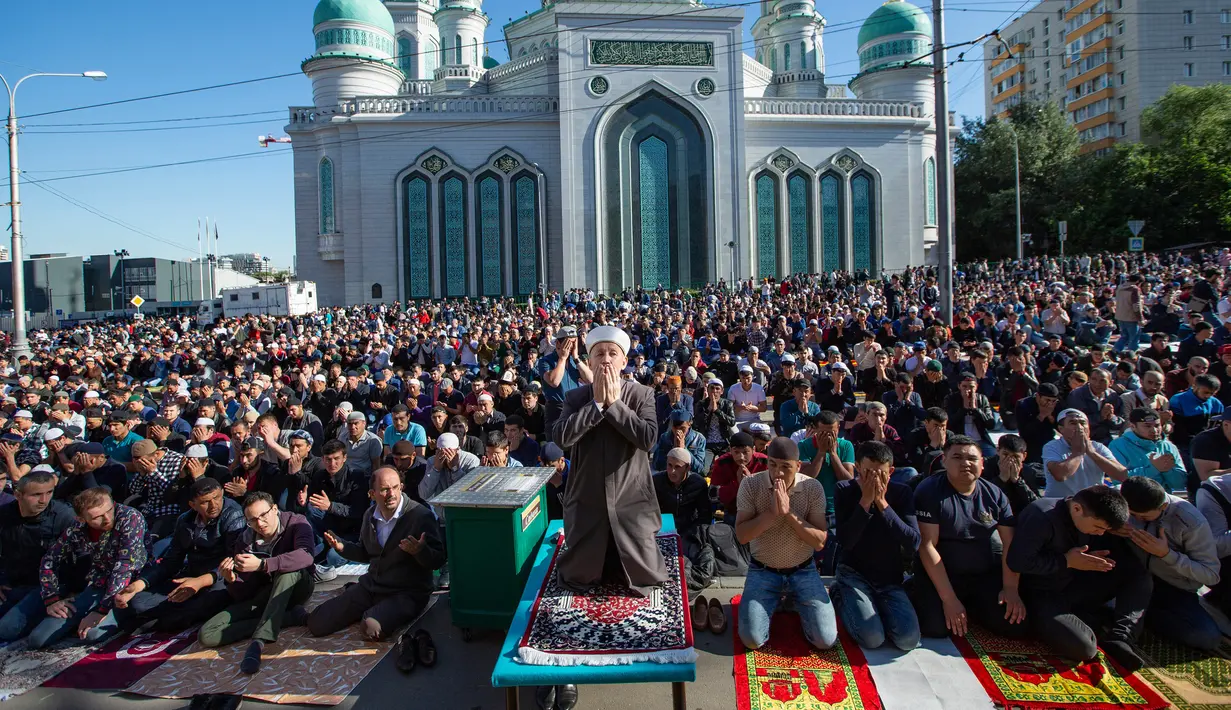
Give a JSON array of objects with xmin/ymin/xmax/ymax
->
[
  {"xmin": 765, "ymin": 436, "xmax": 799, "ymax": 462},
  {"xmin": 729, "ymin": 431, "xmax": 755, "ymax": 449}
]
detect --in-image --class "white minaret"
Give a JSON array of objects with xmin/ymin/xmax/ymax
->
[
  {"xmin": 385, "ymin": 0, "xmax": 442, "ymax": 84},
  {"xmin": 304, "ymin": 0, "xmax": 405, "ymax": 107},
  {"xmin": 432, "ymin": 0, "xmax": 490, "ymax": 93},
  {"xmin": 750, "ymin": 0, "xmax": 827, "ymax": 98},
  {"xmin": 848, "ymin": 0, "xmax": 934, "ymax": 112}
]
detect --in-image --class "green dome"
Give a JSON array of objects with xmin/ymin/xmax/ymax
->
[
  {"xmin": 483, "ymin": 55, "xmax": 501, "ymax": 69},
  {"xmin": 313, "ymin": 0, "xmax": 396, "ymax": 35},
  {"xmin": 858, "ymin": 0, "xmax": 931, "ymax": 48}
]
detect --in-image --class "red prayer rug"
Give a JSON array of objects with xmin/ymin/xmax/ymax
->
[
  {"xmin": 517, "ymin": 533, "xmax": 696, "ymax": 666},
  {"xmin": 731, "ymin": 595, "xmax": 883, "ymax": 710},
  {"xmin": 42, "ymin": 627, "xmax": 197, "ymax": 690},
  {"xmin": 952, "ymin": 625, "xmax": 1168, "ymax": 710}
]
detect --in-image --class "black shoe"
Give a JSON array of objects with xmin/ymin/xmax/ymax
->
[
  {"xmin": 239, "ymin": 640, "xmax": 263, "ymax": 675},
  {"xmin": 189, "ymin": 694, "xmax": 212, "ymax": 710},
  {"xmin": 412, "ymin": 629, "xmax": 437, "ymax": 667},
  {"xmin": 555, "ymin": 684, "xmax": 578, "ymax": 710},
  {"xmin": 207, "ymin": 694, "xmax": 243, "ymax": 710},
  {"xmin": 1102, "ymin": 639, "xmax": 1145, "ymax": 674},
  {"xmin": 395, "ymin": 633, "xmax": 418, "ymax": 674},
  {"xmin": 283, "ymin": 605, "xmax": 309, "ymax": 628},
  {"xmin": 534, "ymin": 685, "xmax": 556, "ymax": 710}
]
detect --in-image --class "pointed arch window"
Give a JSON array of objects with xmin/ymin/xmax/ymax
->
[
  {"xmin": 770, "ymin": 47, "xmax": 777, "ymax": 71},
  {"xmin": 371, "ymin": 283, "xmax": 383, "ymax": 300},
  {"xmin": 472, "ymin": 39, "xmax": 479, "ymax": 65},
  {"xmin": 455, "ymin": 35, "xmax": 463, "ymax": 64},
  {"xmin": 638, "ymin": 136, "xmax": 671, "ymax": 289},
  {"xmin": 852, "ymin": 172, "xmax": 876, "ymax": 273},
  {"xmin": 513, "ymin": 174, "xmax": 539, "ymax": 296},
  {"xmin": 755, "ymin": 172, "xmax": 778, "ymax": 279},
  {"xmin": 403, "ymin": 175, "xmax": 431, "ymax": 298},
  {"xmin": 477, "ymin": 175, "xmax": 503, "ymax": 296},
  {"xmin": 925, "ymin": 157, "xmax": 937, "ymax": 226},
  {"xmin": 319, "ymin": 158, "xmax": 335, "ymax": 235},
  {"xmin": 784, "ymin": 42, "xmax": 791, "ymax": 70},
  {"xmin": 820, "ymin": 172, "xmax": 842, "ymax": 271},
  {"xmin": 801, "ymin": 42, "xmax": 807, "ymax": 70},
  {"xmin": 441, "ymin": 175, "xmax": 468, "ymax": 296},
  {"xmin": 787, "ymin": 173, "xmax": 811, "ymax": 275}
]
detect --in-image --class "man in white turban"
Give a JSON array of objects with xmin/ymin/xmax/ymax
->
[{"xmin": 551, "ymin": 325, "xmax": 668, "ymax": 596}]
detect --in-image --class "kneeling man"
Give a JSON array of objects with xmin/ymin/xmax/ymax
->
[
  {"xmin": 736, "ymin": 436, "xmax": 836, "ymax": 650},
  {"xmin": 308, "ymin": 468, "xmax": 443, "ymax": 657}
]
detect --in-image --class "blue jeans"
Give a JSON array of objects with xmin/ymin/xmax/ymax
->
[
  {"xmin": 27, "ymin": 586, "xmax": 112, "ymax": 649},
  {"xmin": 739, "ymin": 564, "xmax": 838, "ymax": 651},
  {"xmin": 1115, "ymin": 321, "xmax": 1141, "ymax": 352},
  {"xmin": 306, "ymin": 506, "xmax": 349, "ymax": 569},
  {"xmin": 890, "ymin": 467, "xmax": 919, "ymax": 486},
  {"xmin": 1147, "ymin": 579, "xmax": 1223, "ymax": 652},
  {"xmin": 0, "ymin": 585, "xmax": 46, "ymax": 643},
  {"xmin": 832, "ymin": 566, "xmax": 920, "ymax": 651}
]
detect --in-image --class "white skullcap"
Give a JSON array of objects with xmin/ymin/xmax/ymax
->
[
  {"xmin": 338, "ymin": 401, "xmax": 354, "ymax": 412},
  {"xmin": 13, "ymin": 410, "xmax": 33, "ymax": 419},
  {"xmin": 478, "ymin": 393, "xmax": 493, "ymax": 403},
  {"xmin": 185, "ymin": 444, "xmax": 210, "ymax": 458},
  {"xmin": 41, "ymin": 428, "xmax": 64, "ymax": 441},
  {"xmin": 194, "ymin": 417, "xmax": 216, "ymax": 427},
  {"xmin": 31, "ymin": 464, "xmax": 56, "ymax": 474},
  {"xmin": 437, "ymin": 432, "xmax": 460, "ymax": 450},
  {"xmin": 585, "ymin": 326, "xmax": 631, "ymax": 354},
  {"xmin": 666, "ymin": 447, "xmax": 692, "ymax": 465}
]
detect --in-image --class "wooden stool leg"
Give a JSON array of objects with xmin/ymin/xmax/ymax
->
[
  {"xmin": 505, "ymin": 686, "xmax": 520, "ymax": 710},
  {"xmin": 672, "ymin": 682, "xmax": 686, "ymax": 710}
]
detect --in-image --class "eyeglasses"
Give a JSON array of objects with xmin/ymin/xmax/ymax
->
[{"xmin": 245, "ymin": 506, "xmax": 277, "ymax": 526}]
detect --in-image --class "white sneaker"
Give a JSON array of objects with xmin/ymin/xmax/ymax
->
[{"xmin": 313, "ymin": 563, "xmax": 338, "ymax": 583}]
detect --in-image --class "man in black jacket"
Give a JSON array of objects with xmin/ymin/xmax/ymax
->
[
  {"xmin": 945, "ymin": 375, "xmax": 997, "ymax": 458},
  {"xmin": 111, "ymin": 477, "xmax": 247, "ymax": 632},
  {"xmin": 1015, "ymin": 384, "xmax": 1061, "ymax": 464},
  {"xmin": 0, "ymin": 471, "xmax": 74, "ymax": 643},
  {"xmin": 984, "ymin": 435, "xmax": 1041, "ymax": 514},
  {"xmin": 652, "ymin": 448, "xmax": 712, "ymax": 538},
  {"xmin": 1006, "ymin": 485, "xmax": 1149, "ymax": 672},
  {"xmin": 298, "ymin": 439, "xmax": 370, "ymax": 575},
  {"xmin": 308, "ymin": 468, "xmax": 444, "ymax": 652},
  {"xmin": 997, "ymin": 346, "xmax": 1039, "ymax": 431}
]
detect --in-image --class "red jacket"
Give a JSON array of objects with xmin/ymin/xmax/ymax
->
[{"xmin": 708, "ymin": 451, "xmax": 768, "ymax": 508}]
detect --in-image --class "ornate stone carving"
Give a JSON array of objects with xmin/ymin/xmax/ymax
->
[
  {"xmin": 835, "ymin": 155, "xmax": 858, "ymax": 172},
  {"xmin": 421, "ymin": 155, "xmax": 446, "ymax": 174},
  {"xmin": 772, "ymin": 155, "xmax": 795, "ymax": 171},
  {"xmin": 590, "ymin": 40, "xmax": 714, "ymax": 67},
  {"xmin": 494, "ymin": 155, "xmax": 521, "ymax": 173}
]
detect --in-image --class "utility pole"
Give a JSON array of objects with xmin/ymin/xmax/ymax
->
[
  {"xmin": 932, "ymin": 0, "xmax": 954, "ymax": 324},
  {"xmin": 2, "ymin": 71, "xmax": 106, "ymax": 358},
  {"xmin": 1012, "ymin": 126, "xmax": 1022, "ymax": 260}
]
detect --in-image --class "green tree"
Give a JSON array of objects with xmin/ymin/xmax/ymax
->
[{"xmin": 954, "ymin": 102, "xmax": 1078, "ymax": 259}]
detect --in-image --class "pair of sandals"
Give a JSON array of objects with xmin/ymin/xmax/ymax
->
[
  {"xmin": 691, "ymin": 595, "xmax": 727, "ymax": 634},
  {"xmin": 395, "ymin": 629, "xmax": 438, "ymax": 674}
]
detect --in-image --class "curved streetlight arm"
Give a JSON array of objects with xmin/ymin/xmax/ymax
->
[{"xmin": 2, "ymin": 72, "xmax": 107, "ymax": 118}]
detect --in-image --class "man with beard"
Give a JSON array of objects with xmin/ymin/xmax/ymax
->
[
  {"xmin": 226, "ymin": 437, "xmax": 288, "ymax": 504},
  {"xmin": 110, "ymin": 478, "xmax": 246, "ymax": 632},
  {"xmin": 282, "ymin": 397, "xmax": 324, "ymax": 457}
]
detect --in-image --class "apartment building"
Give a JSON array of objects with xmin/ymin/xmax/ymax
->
[{"xmin": 985, "ymin": 0, "xmax": 1231, "ymax": 153}]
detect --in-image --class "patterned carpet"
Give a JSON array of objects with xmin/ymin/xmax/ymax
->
[{"xmin": 1134, "ymin": 631, "xmax": 1231, "ymax": 710}]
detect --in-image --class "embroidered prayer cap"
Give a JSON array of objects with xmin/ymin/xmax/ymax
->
[{"xmin": 585, "ymin": 326, "xmax": 630, "ymax": 354}]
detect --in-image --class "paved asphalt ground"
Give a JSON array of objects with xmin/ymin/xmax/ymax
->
[{"xmin": 5, "ymin": 585, "xmax": 746, "ymax": 710}]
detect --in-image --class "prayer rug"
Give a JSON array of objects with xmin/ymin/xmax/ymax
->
[
  {"xmin": 952, "ymin": 625, "xmax": 1167, "ymax": 710},
  {"xmin": 731, "ymin": 595, "xmax": 883, "ymax": 710},
  {"xmin": 517, "ymin": 533, "xmax": 696, "ymax": 666},
  {"xmin": 43, "ymin": 627, "xmax": 197, "ymax": 690},
  {"xmin": 126, "ymin": 590, "xmax": 436, "ymax": 706},
  {"xmin": 1134, "ymin": 630, "xmax": 1231, "ymax": 710},
  {"xmin": 0, "ymin": 638, "xmax": 98, "ymax": 701}
]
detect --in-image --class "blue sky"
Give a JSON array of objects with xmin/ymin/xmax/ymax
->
[{"xmin": 3, "ymin": 0, "xmax": 1026, "ymax": 267}]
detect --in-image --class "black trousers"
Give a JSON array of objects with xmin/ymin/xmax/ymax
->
[
  {"xmin": 908, "ymin": 567, "xmax": 1029, "ymax": 639},
  {"xmin": 1023, "ymin": 539, "xmax": 1151, "ymax": 663},
  {"xmin": 116, "ymin": 578, "xmax": 232, "ymax": 633}
]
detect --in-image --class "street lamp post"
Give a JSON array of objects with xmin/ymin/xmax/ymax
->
[
  {"xmin": 1009, "ymin": 124, "xmax": 1023, "ymax": 260},
  {"xmin": 2, "ymin": 70, "xmax": 106, "ymax": 358}
]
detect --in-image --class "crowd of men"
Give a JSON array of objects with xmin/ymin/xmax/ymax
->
[{"xmin": 0, "ymin": 247, "xmax": 1229, "ymax": 689}]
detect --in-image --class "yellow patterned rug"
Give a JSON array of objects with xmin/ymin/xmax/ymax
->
[
  {"xmin": 1134, "ymin": 631, "xmax": 1231, "ymax": 710},
  {"xmin": 127, "ymin": 589, "xmax": 434, "ymax": 706}
]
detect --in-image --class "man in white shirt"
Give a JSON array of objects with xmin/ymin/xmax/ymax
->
[
  {"xmin": 1042, "ymin": 409, "xmax": 1128, "ymax": 498},
  {"xmin": 728, "ymin": 365, "xmax": 768, "ymax": 430}
]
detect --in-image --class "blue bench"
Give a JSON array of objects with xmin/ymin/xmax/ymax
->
[{"xmin": 490, "ymin": 516, "xmax": 696, "ymax": 709}]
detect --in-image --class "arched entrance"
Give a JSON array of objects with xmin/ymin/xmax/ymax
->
[{"xmin": 600, "ymin": 90, "xmax": 711, "ymax": 291}]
